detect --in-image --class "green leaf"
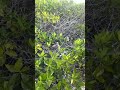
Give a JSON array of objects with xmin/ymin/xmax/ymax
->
[
  {"xmin": 8, "ymin": 74, "xmax": 19, "ymax": 89},
  {"xmin": 14, "ymin": 58, "xmax": 23, "ymax": 72},
  {"xmin": 40, "ymin": 73, "xmax": 47, "ymax": 81},
  {"xmin": 21, "ymin": 66, "xmax": 29, "ymax": 72},
  {"xmin": 105, "ymin": 86, "xmax": 113, "ymax": 90},
  {"xmin": 96, "ymin": 69, "xmax": 104, "ymax": 77},
  {"xmin": 21, "ymin": 74, "xmax": 34, "ymax": 90},
  {"xmin": 117, "ymin": 31, "xmax": 120, "ymax": 41},
  {"xmin": 5, "ymin": 43, "xmax": 14, "ymax": 49},
  {"xmin": 52, "ymin": 32, "xmax": 56, "ymax": 38},
  {"xmin": 74, "ymin": 38, "xmax": 82, "ymax": 45},
  {"xmin": 104, "ymin": 66, "xmax": 114, "ymax": 73},
  {"xmin": 0, "ymin": 9, "xmax": 4, "ymax": 16},
  {"xmin": 21, "ymin": 81, "xmax": 33, "ymax": 90},
  {"xmin": 96, "ymin": 76, "xmax": 105, "ymax": 83},
  {"xmin": 0, "ymin": 56, "xmax": 5, "ymax": 66},
  {"xmin": 93, "ymin": 65, "xmax": 104, "ymax": 77},
  {"xmin": 21, "ymin": 74, "xmax": 30, "ymax": 82},
  {"xmin": 4, "ymin": 81, "xmax": 9, "ymax": 90},
  {"xmin": 6, "ymin": 50, "xmax": 17, "ymax": 57},
  {"xmin": 29, "ymin": 38, "xmax": 34, "ymax": 47},
  {"xmin": 88, "ymin": 80, "xmax": 96, "ymax": 84},
  {"xmin": 38, "ymin": 51, "xmax": 45, "ymax": 57},
  {"xmin": 47, "ymin": 42, "xmax": 51, "ymax": 47},
  {"xmin": 5, "ymin": 58, "xmax": 23, "ymax": 72},
  {"xmin": 5, "ymin": 64, "xmax": 15, "ymax": 72},
  {"xmin": 0, "ymin": 47, "xmax": 4, "ymax": 55}
]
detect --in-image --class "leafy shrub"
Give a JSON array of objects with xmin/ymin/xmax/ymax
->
[
  {"xmin": 35, "ymin": 0, "xmax": 85, "ymax": 89},
  {"xmin": 0, "ymin": 0, "xmax": 34, "ymax": 89},
  {"xmin": 35, "ymin": 30, "xmax": 85, "ymax": 90},
  {"xmin": 86, "ymin": 31, "xmax": 120, "ymax": 89}
]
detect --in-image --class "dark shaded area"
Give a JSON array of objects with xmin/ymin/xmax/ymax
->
[
  {"xmin": 0, "ymin": 0, "xmax": 35, "ymax": 89},
  {"xmin": 85, "ymin": 0, "xmax": 120, "ymax": 90}
]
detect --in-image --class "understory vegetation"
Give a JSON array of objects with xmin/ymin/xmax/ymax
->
[
  {"xmin": 86, "ymin": 0, "xmax": 120, "ymax": 89},
  {"xmin": 35, "ymin": 0, "xmax": 85, "ymax": 90},
  {"xmin": 0, "ymin": 0, "xmax": 120, "ymax": 90}
]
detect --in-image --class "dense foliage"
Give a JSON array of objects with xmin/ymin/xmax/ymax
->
[
  {"xmin": 35, "ymin": 0, "xmax": 85, "ymax": 90},
  {"xmin": 0, "ymin": 0, "xmax": 34, "ymax": 89},
  {"xmin": 86, "ymin": 31, "xmax": 120, "ymax": 89},
  {"xmin": 86, "ymin": 0, "xmax": 120, "ymax": 89}
]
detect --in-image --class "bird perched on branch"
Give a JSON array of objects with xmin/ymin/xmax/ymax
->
[{"xmin": 51, "ymin": 42, "xmax": 60, "ymax": 50}]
